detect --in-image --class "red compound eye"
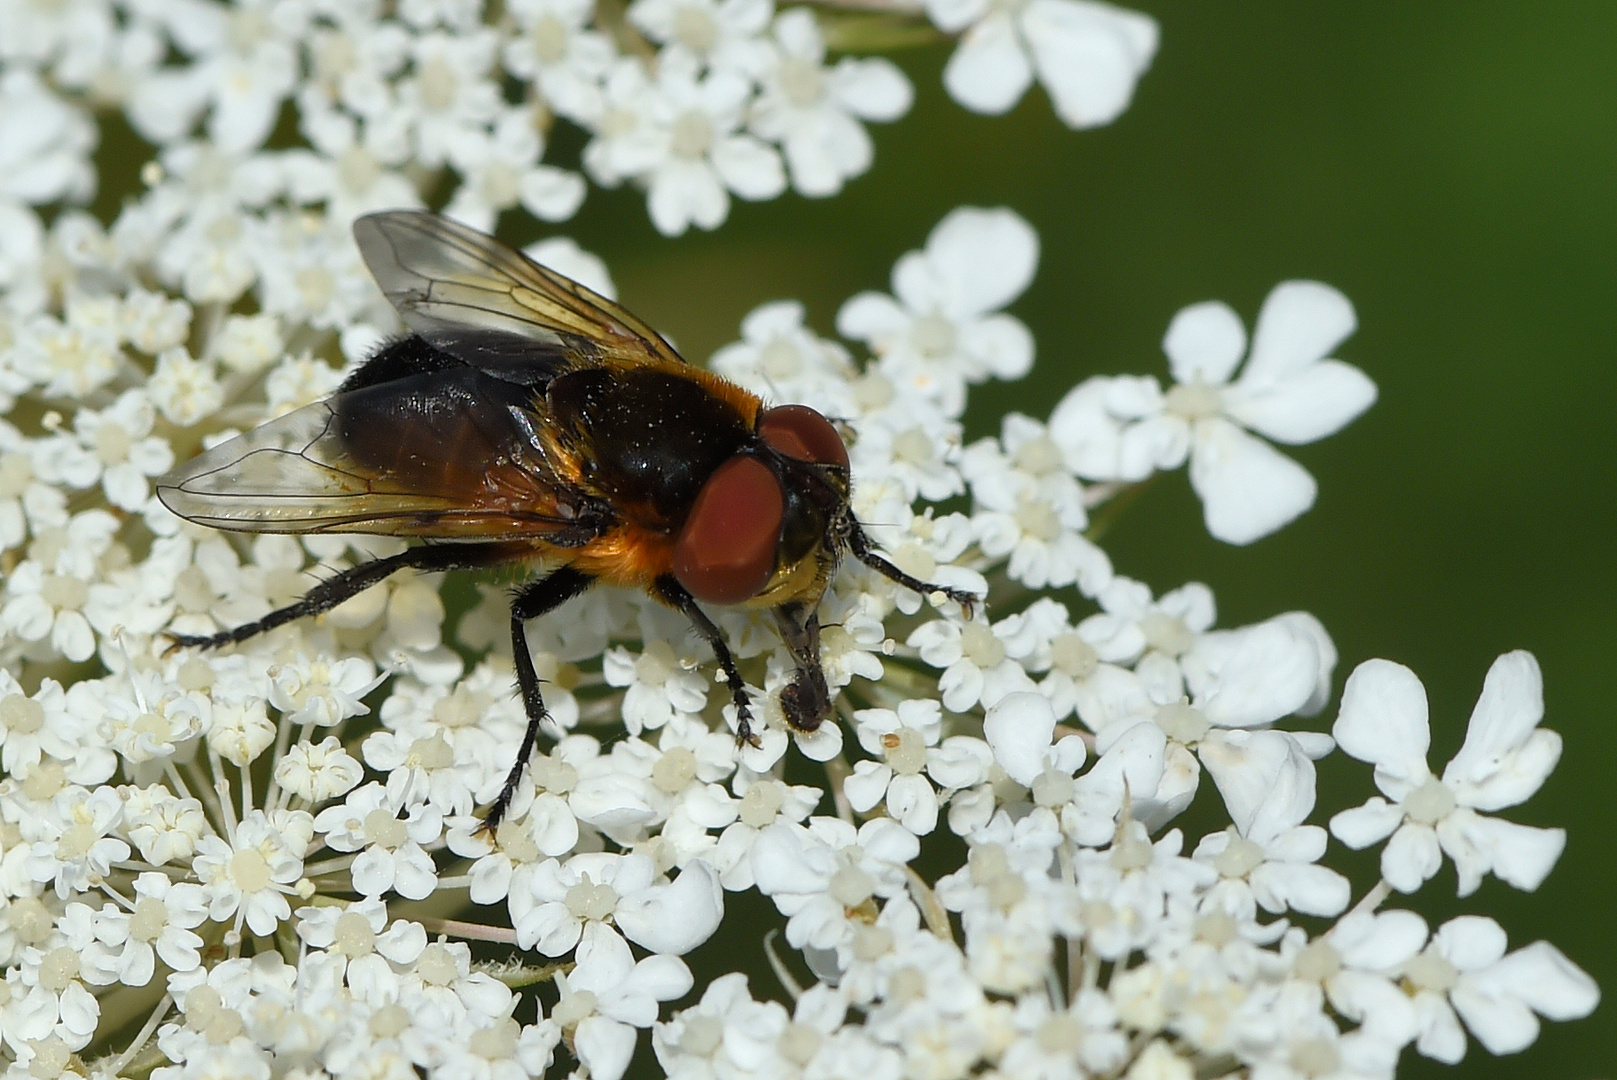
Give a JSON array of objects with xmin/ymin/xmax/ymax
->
[
  {"xmin": 756, "ymin": 404, "xmax": 849, "ymax": 469},
  {"xmin": 672, "ymin": 456, "xmax": 784, "ymax": 605}
]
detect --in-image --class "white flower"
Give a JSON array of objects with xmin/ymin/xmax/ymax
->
[
  {"xmin": 312, "ymin": 782, "xmax": 443, "ymax": 900},
  {"xmin": 627, "ymin": 0, "xmax": 774, "ymax": 76},
  {"xmin": 504, "ymin": 0, "xmax": 617, "ymax": 123},
  {"xmin": 638, "ymin": 54, "xmax": 786, "ymax": 235},
  {"xmin": 1329, "ymin": 651, "xmax": 1566, "ymax": 896},
  {"xmin": 0, "ymin": 69, "xmax": 97, "ymax": 205},
  {"xmin": 925, "ymin": 0, "xmax": 1157, "ymax": 129},
  {"xmin": 838, "ymin": 206, "xmax": 1037, "ymax": 417},
  {"xmin": 191, "ymin": 808, "xmax": 312, "ymax": 936},
  {"xmin": 844, "ymin": 700, "xmax": 944, "ymax": 835},
  {"xmin": 127, "ymin": 0, "xmax": 300, "ymax": 153},
  {"xmin": 1401, "ymin": 915, "xmax": 1599, "ymax": 1062},
  {"xmin": 750, "ymin": 9, "xmax": 913, "ymax": 197},
  {"xmin": 441, "ymin": 106, "xmax": 587, "ymax": 230},
  {"xmin": 555, "ymin": 922, "xmax": 695, "ymax": 1080},
  {"xmin": 1059, "ymin": 281, "xmax": 1376, "ymax": 544}
]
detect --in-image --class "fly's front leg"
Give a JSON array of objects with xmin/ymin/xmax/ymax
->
[
  {"xmin": 843, "ymin": 518, "xmax": 982, "ymax": 616},
  {"xmin": 773, "ymin": 602, "xmax": 830, "ymax": 733},
  {"xmin": 485, "ymin": 566, "xmax": 595, "ymax": 833},
  {"xmin": 652, "ymin": 576, "xmax": 761, "ymax": 748}
]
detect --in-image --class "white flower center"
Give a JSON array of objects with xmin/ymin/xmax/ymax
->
[
  {"xmin": 1, "ymin": 693, "xmax": 44, "ymax": 736},
  {"xmin": 130, "ymin": 896, "xmax": 168, "ymax": 942},
  {"xmin": 738, "ymin": 780, "xmax": 783, "ymax": 827},
  {"xmin": 778, "ymin": 57, "xmax": 823, "ymax": 106},
  {"xmin": 565, "ymin": 876, "xmax": 619, "ymax": 920},
  {"xmin": 1403, "ymin": 776, "xmax": 1456, "ymax": 824},
  {"xmin": 231, "ymin": 848, "xmax": 272, "ymax": 892},
  {"xmin": 1196, "ymin": 910, "xmax": 1237, "ymax": 946},
  {"xmin": 829, "ymin": 863, "xmax": 875, "ymax": 906},
  {"xmin": 40, "ymin": 946, "xmax": 80, "ymax": 991},
  {"xmin": 1012, "ymin": 435, "xmax": 1061, "ymax": 475},
  {"xmin": 94, "ymin": 421, "xmax": 132, "ymax": 464},
  {"xmin": 671, "ymin": 109, "xmax": 714, "ymax": 159},
  {"xmin": 680, "ymin": 1015, "xmax": 725, "ymax": 1055},
  {"xmin": 910, "ymin": 312, "xmax": 956, "ymax": 357},
  {"xmin": 370, "ymin": 1003, "xmax": 410, "ymax": 1038},
  {"xmin": 1164, "ymin": 380, "xmax": 1223, "ymax": 421},
  {"xmin": 759, "ymin": 337, "xmax": 802, "ymax": 378},
  {"xmin": 1049, "ymin": 633, "xmax": 1097, "ymax": 679},
  {"xmin": 553, "ymin": 989, "xmax": 598, "ymax": 1027},
  {"xmin": 672, "ymin": 6, "xmax": 717, "ymax": 52},
  {"xmin": 1213, "ymin": 831, "xmax": 1264, "ymax": 878},
  {"xmin": 0, "ymin": 452, "xmax": 33, "ymax": 495},
  {"xmin": 1036, "ymin": 1013, "xmax": 1086, "ymax": 1054},
  {"xmin": 417, "ymin": 57, "xmax": 459, "ymax": 111},
  {"xmin": 779, "ymin": 1022, "xmax": 822, "ymax": 1065},
  {"xmin": 41, "ymin": 572, "xmax": 88, "ymax": 610},
  {"xmin": 337, "ymin": 146, "xmax": 381, "ymax": 194},
  {"xmin": 653, "ymin": 746, "xmax": 699, "ymax": 792},
  {"xmin": 1015, "ymin": 496, "xmax": 1061, "ymax": 541},
  {"xmin": 891, "ymin": 426, "xmax": 934, "ymax": 464},
  {"xmin": 470, "ymin": 1017, "xmax": 520, "ymax": 1059},
  {"xmin": 1292, "ymin": 938, "xmax": 1342, "ymax": 982},
  {"xmin": 531, "ymin": 15, "xmax": 569, "ymax": 63},
  {"xmin": 960, "ymin": 621, "xmax": 1005, "ymax": 667},
  {"xmin": 1154, "ymin": 702, "xmax": 1209, "ymax": 744},
  {"xmin": 532, "ymin": 755, "xmax": 578, "ymax": 793},
  {"xmin": 408, "ymin": 732, "xmax": 454, "ymax": 769},
  {"xmin": 479, "ymin": 161, "xmax": 522, "ymax": 210},
  {"xmin": 1139, "ymin": 612, "xmax": 1194, "ymax": 656},
  {"xmin": 334, "ymin": 910, "xmax": 377, "ymax": 956},
  {"xmin": 1403, "ymin": 950, "xmax": 1459, "ymax": 993},
  {"xmin": 882, "ymin": 726, "xmax": 927, "ymax": 775}
]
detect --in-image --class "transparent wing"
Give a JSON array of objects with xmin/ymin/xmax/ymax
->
[
  {"xmin": 156, "ymin": 390, "xmax": 587, "ymax": 540},
  {"xmin": 353, "ymin": 210, "xmax": 685, "ymax": 368}
]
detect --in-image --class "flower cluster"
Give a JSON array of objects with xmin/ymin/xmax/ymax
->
[{"xmin": 0, "ymin": 1, "xmax": 1598, "ymax": 1079}]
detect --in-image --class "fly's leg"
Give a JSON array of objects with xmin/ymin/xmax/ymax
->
[
  {"xmin": 486, "ymin": 566, "xmax": 595, "ymax": 832},
  {"xmin": 844, "ymin": 519, "xmax": 981, "ymax": 617},
  {"xmin": 165, "ymin": 541, "xmax": 510, "ymax": 651},
  {"xmin": 652, "ymin": 576, "xmax": 761, "ymax": 748},
  {"xmin": 772, "ymin": 603, "xmax": 830, "ymax": 733}
]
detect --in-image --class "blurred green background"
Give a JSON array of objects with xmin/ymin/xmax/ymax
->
[{"xmin": 555, "ymin": 1, "xmax": 1614, "ymax": 1075}]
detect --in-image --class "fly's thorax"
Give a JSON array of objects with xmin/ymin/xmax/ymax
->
[{"xmin": 544, "ymin": 363, "xmax": 755, "ymax": 527}]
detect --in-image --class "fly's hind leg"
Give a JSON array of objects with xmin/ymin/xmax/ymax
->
[
  {"xmin": 485, "ymin": 566, "xmax": 595, "ymax": 832},
  {"xmin": 166, "ymin": 541, "xmax": 511, "ymax": 651}
]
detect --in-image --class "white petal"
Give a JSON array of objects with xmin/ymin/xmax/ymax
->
[
  {"xmin": 1022, "ymin": 0, "xmax": 1158, "ymax": 128},
  {"xmin": 843, "ymin": 761, "xmax": 892, "ymax": 812},
  {"xmin": 1244, "ymin": 280, "xmax": 1357, "ymax": 384},
  {"xmin": 1199, "ymin": 730, "xmax": 1314, "ymax": 838},
  {"xmin": 833, "ymin": 57, "xmax": 913, "ymax": 121},
  {"xmin": 984, "ymin": 690, "xmax": 1055, "ymax": 787},
  {"xmin": 615, "ymin": 861, "xmax": 724, "ymax": 955},
  {"xmin": 1225, "ymin": 359, "xmax": 1377, "ymax": 445},
  {"xmin": 942, "ymin": 14, "xmax": 1034, "ymax": 116},
  {"xmin": 836, "ymin": 291, "xmax": 908, "ymax": 342},
  {"xmin": 712, "ymin": 135, "xmax": 787, "ymax": 199},
  {"xmin": 1162, "ymin": 300, "xmax": 1246, "ymax": 385},
  {"xmin": 886, "ymin": 773, "xmax": 939, "ymax": 834},
  {"xmin": 1445, "ymin": 650, "xmax": 1543, "ymax": 782},
  {"xmin": 958, "ymin": 313, "xmax": 1034, "ymax": 379},
  {"xmin": 1448, "ymin": 813, "xmax": 1565, "ymax": 893},
  {"xmin": 927, "ymin": 206, "xmax": 1040, "ymax": 317},
  {"xmin": 1477, "ymin": 942, "xmax": 1601, "ymax": 1022},
  {"xmin": 1188, "ymin": 619, "xmax": 1320, "ymax": 729},
  {"xmin": 1332, "ymin": 658, "xmax": 1431, "ymax": 771},
  {"xmin": 1433, "ymin": 914, "xmax": 1508, "ymax": 970},
  {"xmin": 574, "ymin": 1015, "xmax": 637, "ymax": 1080},
  {"xmin": 1188, "ymin": 417, "xmax": 1316, "ymax": 544},
  {"xmin": 1381, "ymin": 822, "xmax": 1442, "ymax": 893}
]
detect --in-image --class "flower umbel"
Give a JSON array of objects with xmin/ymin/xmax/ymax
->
[{"xmin": 0, "ymin": 2, "xmax": 1597, "ymax": 1079}]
